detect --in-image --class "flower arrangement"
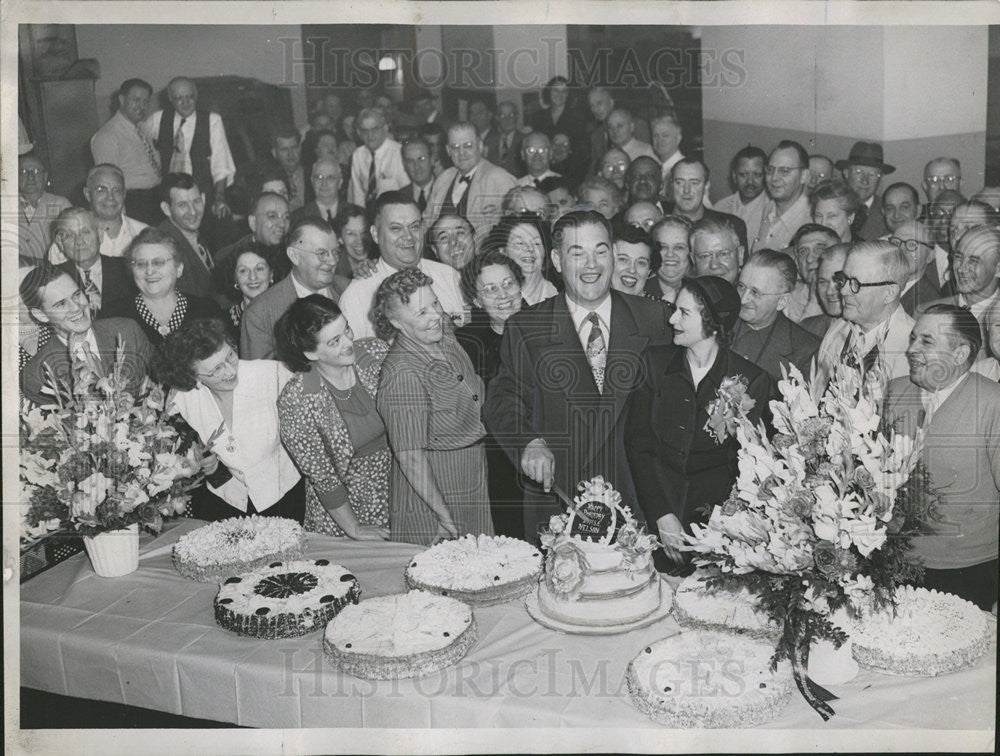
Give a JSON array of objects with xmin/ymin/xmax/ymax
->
[
  {"xmin": 684, "ymin": 362, "xmax": 938, "ymax": 719},
  {"xmin": 539, "ymin": 476, "xmax": 659, "ymax": 600},
  {"xmin": 19, "ymin": 343, "xmax": 205, "ymax": 543}
]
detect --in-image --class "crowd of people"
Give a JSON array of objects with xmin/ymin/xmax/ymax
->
[{"xmin": 17, "ymin": 74, "xmax": 1000, "ymax": 609}]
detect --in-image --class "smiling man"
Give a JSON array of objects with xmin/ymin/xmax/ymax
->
[
  {"xmin": 157, "ymin": 172, "xmax": 216, "ymax": 297},
  {"xmin": 884, "ymin": 304, "xmax": 999, "ymax": 611},
  {"xmin": 716, "ymin": 146, "xmax": 768, "ymax": 243},
  {"xmin": 424, "ymin": 121, "xmax": 516, "ymax": 241},
  {"xmin": 754, "ymin": 140, "xmax": 812, "ymax": 252},
  {"xmin": 20, "ymin": 266, "xmax": 152, "ymax": 405},
  {"xmin": 215, "ymin": 191, "xmax": 292, "ymax": 297},
  {"xmin": 339, "ymin": 191, "xmax": 465, "ymax": 339},
  {"xmin": 485, "ymin": 210, "xmax": 673, "ymax": 543},
  {"xmin": 815, "ymin": 240, "xmax": 915, "ymax": 388},
  {"xmin": 80, "ymin": 163, "xmax": 149, "ymax": 259},
  {"xmin": 347, "ymin": 107, "xmax": 408, "ymax": 209}
]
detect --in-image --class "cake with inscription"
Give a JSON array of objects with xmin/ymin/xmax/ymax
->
[
  {"xmin": 627, "ymin": 630, "xmax": 794, "ymax": 728},
  {"xmin": 323, "ymin": 590, "xmax": 477, "ymax": 679},
  {"xmin": 851, "ymin": 586, "xmax": 993, "ymax": 676},
  {"xmin": 405, "ymin": 534, "xmax": 543, "ymax": 605},
  {"xmin": 673, "ymin": 568, "xmax": 780, "ymax": 637},
  {"xmin": 172, "ymin": 515, "xmax": 307, "ymax": 583},
  {"xmin": 214, "ymin": 558, "xmax": 360, "ymax": 639},
  {"xmin": 533, "ymin": 476, "xmax": 665, "ymax": 628}
]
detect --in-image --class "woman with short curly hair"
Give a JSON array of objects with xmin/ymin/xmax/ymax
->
[
  {"xmin": 275, "ymin": 295, "xmax": 391, "ymax": 541},
  {"xmin": 156, "ymin": 317, "xmax": 303, "ymax": 522},
  {"xmin": 373, "ymin": 268, "xmax": 494, "ymax": 545}
]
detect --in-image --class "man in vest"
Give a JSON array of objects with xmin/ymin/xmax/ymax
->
[{"xmin": 144, "ymin": 77, "xmax": 236, "ymax": 221}]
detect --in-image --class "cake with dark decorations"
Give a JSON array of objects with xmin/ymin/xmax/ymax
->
[
  {"xmin": 405, "ymin": 534, "xmax": 542, "ymax": 605},
  {"xmin": 214, "ymin": 558, "xmax": 360, "ymax": 639},
  {"xmin": 534, "ymin": 477, "xmax": 665, "ymax": 628},
  {"xmin": 627, "ymin": 630, "xmax": 794, "ymax": 727},
  {"xmin": 851, "ymin": 586, "xmax": 993, "ymax": 676},
  {"xmin": 172, "ymin": 515, "xmax": 306, "ymax": 583},
  {"xmin": 323, "ymin": 590, "xmax": 477, "ymax": 679}
]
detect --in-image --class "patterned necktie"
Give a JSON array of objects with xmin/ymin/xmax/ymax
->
[
  {"xmin": 170, "ymin": 117, "xmax": 188, "ymax": 173},
  {"xmin": 365, "ymin": 148, "xmax": 378, "ymax": 206},
  {"xmin": 137, "ymin": 123, "xmax": 161, "ymax": 176},
  {"xmin": 196, "ymin": 241, "xmax": 214, "ymax": 271},
  {"xmin": 82, "ymin": 268, "xmax": 101, "ymax": 311},
  {"xmin": 585, "ymin": 312, "xmax": 607, "ymax": 392}
]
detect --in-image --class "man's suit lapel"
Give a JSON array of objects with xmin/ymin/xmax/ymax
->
[
  {"xmin": 547, "ymin": 296, "xmax": 601, "ymax": 400},
  {"xmin": 605, "ymin": 293, "xmax": 648, "ymax": 422}
]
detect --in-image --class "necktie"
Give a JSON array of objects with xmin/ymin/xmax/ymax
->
[
  {"xmin": 455, "ymin": 174, "xmax": 472, "ymax": 216},
  {"xmin": 365, "ymin": 148, "xmax": 378, "ymax": 206},
  {"xmin": 82, "ymin": 268, "xmax": 101, "ymax": 311},
  {"xmin": 137, "ymin": 123, "xmax": 161, "ymax": 176},
  {"xmin": 170, "ymin": 117, "xmax": 188, "ymax": 173},
  {"xmin": 585, "ymin": 312, "xmax": 607, "ymax": 392},
  {"xmin": 327, "ymin": 208, "xmax": 335, "ymax": 224},
  {"xmin": 196, "ymin": 241, "xmax": 214, "ymax": 272},
  {"xmin": 417, "ymin": 188, "xmax": 427, "ymax": 213},
  {"xmin": 841, "ymin": 334, "xmax": 878, "ymax": 373},
  {"xmin": 533, "ymin": 177, "xmax": 542, "ymax": 188}
]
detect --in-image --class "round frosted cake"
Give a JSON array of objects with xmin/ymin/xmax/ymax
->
[
  {"xmin": 627, "ymin": 630, "xmax": 794, "ymax": 728},
  {"xmin": 172, "ymin": 515, "xmax": 307, "ymax": 583},
  {"xmin": 324, "ymin": 590, "xmax": 477, "ymax": 679},
  {"xmin": 673, "ymin": 569, "xmax": 780, "ymax": 637},
  {"xmin": 851, "ymin": 586, "xmax": 993, "ymax": 676},
  {"xmin": 405, "ymin": 534, "xmax": 543, "ymax": 605},
  {"xmin": 214, "ymin": 558, "xmax": 360, "ymax": 639}
]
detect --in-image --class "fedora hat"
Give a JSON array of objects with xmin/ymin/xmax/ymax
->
[{"xmin": 835, "ymin": 141, "xmax": 895, "ymax": 175}]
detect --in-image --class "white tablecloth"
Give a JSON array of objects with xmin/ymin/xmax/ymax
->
[{"xmin": 19, "ymin": 519, "xmax": 998, "ymax": 735}]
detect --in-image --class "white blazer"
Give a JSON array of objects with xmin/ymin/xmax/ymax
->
[
  {"xmin": 171, "ymin": 359, "xmax": 300, "ymax": 512},
  {"xmin": 815, "ymin": 304, "xmax": 915, "ymax": 388}
]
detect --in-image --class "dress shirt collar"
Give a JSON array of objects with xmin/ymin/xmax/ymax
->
[
  {"xmin": 565, "ymin": 292, "xmax": 612, "ymax": 343},
  {"xmin": 934, "ymin": 244, "xmax": 950, "ymax": 284},
  {"xmin": 920, "ymin": 371, "xmax": 969, "ymax": 418},
  {"xmin": 290, "ymin": 271, "xmax": 333, "ymax": 299},
  {"xmin": 957, "ymin": 288, "xmax": 1000, "ymax": 320}
]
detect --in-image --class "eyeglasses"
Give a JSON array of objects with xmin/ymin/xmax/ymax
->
[
  {"xmin": 925, "ymin": 175, "xmax": 959, "ymax": 186},
  {"xmin": 602, "ymin": 161, "xmax": 628, "ymax": 174},
  {"xmin": 524, "ymin": 147, "xmax": 550, "ymax": 156},
  {"xmin": 293, "ymin": 245, "xmax": 338, "ymax": 262},
  {"xmin": 477, "ymin": 277, "xmax": 519, "ymax": 299},
  {"xmin": 196, "ymin": 349, "xmax": 238, "ymax": 381},
  {"xmin": 20, "ymin": 167, "xmax": 45, "ymax": 178},
  {"xmin": 765, "ymin": 165, "xmax": 800, "ymax": 178},
  {"xmin": 888, "ymin": 236, "xmax": 934, "ymax": 253},
  {"xmin": 832, "ymin": 270, "xmax": 895, "ymax": 293},
  {"xmin": 736, "ymin": 282, "xmax": 784, "ymax": 299},
  {"xmin": 694, "ymin": 249, "xmax": 735, "ymax": 264},
  {"xmin": 92, "ymin": 185, "xmax": 125, "ymax": 199},
  {"xmin": 848, "ymin": 167, "xmax": 881, "ymax": 181},
  {"xmin": 130, "ymin": 257, "xmax": 174, "ymax": 272},
  {"xmin": 313, "ymin": 173, "xmax": 340, "ymax": 184},
  {"xmin": 448, "ymin": 141, "xmax": 478, "ymax": 152}
]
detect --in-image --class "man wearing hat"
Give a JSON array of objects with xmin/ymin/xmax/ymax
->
[
  {"xmin": 625, "ymin": 275, "xmax": 771, "ymax": 571},
  {"xmin": 485, "ymin": 210, "xmax": 674, "ymax": 544},
  {"xmin": 837, "ymin": 141, "xmax": 895, "ymax": 241}
]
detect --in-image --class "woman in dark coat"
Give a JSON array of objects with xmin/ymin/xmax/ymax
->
[
  {"xmin": 527, "ymin": 76, "xmax": 589, "ymax": 171},
  {"xmin": 456, "ymin": 249, "xmax": 527, "ymax": 539},
  {"xmin": 626, "ymin": 276, "xmax": 771, "ymax": 571}
]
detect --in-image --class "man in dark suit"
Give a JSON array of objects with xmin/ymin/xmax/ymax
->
[
  {"xmin": 240, "ymin": 217, "xmax": 341, "ymax": 359},
  {"xmin": 214, "ymin": 191, "xmax": 291, "ymax": 302},
  {"xmin": 666, "ymin": 158, "xmax": 749, "ymax": 252},
  {"xmin": 158, "ymin": 172, "xmax": 215, "ymax": 298},
  {"xmin": 894, "ymin": 219, "xmax": 953, "ymax": 316},
  {"xmin": 20, "ymin": 267, "xmax": 153, "ymax": 405},
  {"xmin": 51, "ymin": 207, "xmax": 135, "ymax": 320},
  {"xmin": 837, "ymin": 141, "xmax": 894, "ymax": 241},
  {"xmin": 884, "ymin": 305, "xmax": 1000, "ymax": 611},
  {"xmin": 731, "ymin": 249, "xmax": 820, "ymax": 383},
  {"xmin": 398, "ymin": 138, "xmax": 436, "ymax": 214},
  {"xmin": 485, "ymin": 210, "xmax": 673, "ymax": 542},
  {"xmin": 291, "ymin": 158, "xmax": 343, "ymax": 227},
  {"xmin": 483, "ymin": 102, "xmax": 524, "ymax": 178}
]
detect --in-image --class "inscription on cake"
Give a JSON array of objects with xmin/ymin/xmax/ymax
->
[{"xmin": 568, "ymin": 499, "xmax": 615, "ymax": 541}]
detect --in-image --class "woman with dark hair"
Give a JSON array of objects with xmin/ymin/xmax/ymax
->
[
  {"xmin": 626, "ymin": 276, "xmax": 771, "ymax": 571},
  {"xmin": 104, "ymin": 227, "xmax": 224, "ymax": 349},
  {"xmin": 157, "ymin": 317, "xmax": 304, "ymax": 522},
  {"xmin": 373, "ymin": 268, "xmax": 493, "ymax": 545},
  {"xmin": 218, "ymin": 248, "xmax": 274, "ymax": 333},
  {"xmin": 527, "ymin": 76, "xmax": 588, "ymax": 167},
  {"xmin": 490, "ymin": 212, "xmax": 559, "ymax": 306},
  {"xmin": 456, "ymin": 249, "xmax": 526, "ymax": 538},
  {"xmin": 332, "ymin": 203, "xmax": 377, "ymax": 281},
  {"xmin": 275, "ymin": 294, "xmax": 391, "ymax": 540}
]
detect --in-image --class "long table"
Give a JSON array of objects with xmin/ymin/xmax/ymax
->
[{"xmin": 19, "ymin": 519, "xmax": 997, "ymax": 747}]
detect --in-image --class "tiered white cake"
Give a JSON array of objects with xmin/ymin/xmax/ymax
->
[
  {"xmin": 405, "ymin": 534, "xmax": 542, "ymax": 605},
  {"xmin": 534, "ymin": 477, "xmax": 665, "ymax": 628}
]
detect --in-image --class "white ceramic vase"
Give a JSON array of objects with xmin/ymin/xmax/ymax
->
[
  {"xmin": 808, "ymin": 608, "xmax": 859, "ymax": 685},
  {"xmin": 83, "ymin": 523, "xmax": 139, "ymax": 577}
]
